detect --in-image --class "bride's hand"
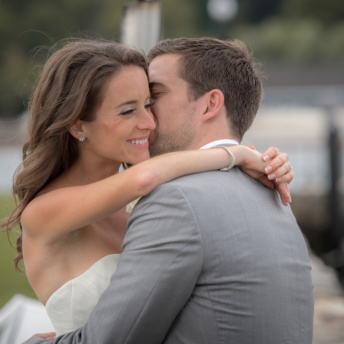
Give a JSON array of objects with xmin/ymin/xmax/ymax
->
[
  {"xmin": 22, "ymin": 332, "xmax": 56, "ymax": 344},
  {"xmin": 260, "ymin": 146, "xmax": 293, "ymax": 206},
  {"xmin": 233, "ymin": 145, "xmax": 293, "ymax": 206}
]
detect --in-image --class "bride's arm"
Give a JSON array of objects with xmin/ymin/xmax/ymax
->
[{"xmin": 21, "ymin": 146, "xmax": 290, "ymax": 241}]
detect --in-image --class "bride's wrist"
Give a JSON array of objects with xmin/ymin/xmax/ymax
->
[
  {"xmin": 213, "ymin": 146, "xmax": 240, "ymax": 170},
  {"xmin": 226, "ymin": 145, "xmax": 247, "ymax": 167}
]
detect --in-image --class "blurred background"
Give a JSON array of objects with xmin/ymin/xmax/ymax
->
[{"xmin": 0, "ymin": 0, "xmax": 343, "ymax": 342}]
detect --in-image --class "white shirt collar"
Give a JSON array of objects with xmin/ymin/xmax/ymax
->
[{"xmin": 200, "ymin": 139, "xmax": 239, "ymax": 150}]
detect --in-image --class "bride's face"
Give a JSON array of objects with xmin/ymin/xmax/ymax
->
[{"xmin": 81, "ymin": 65, "xmax": 156, "ymax": 165}]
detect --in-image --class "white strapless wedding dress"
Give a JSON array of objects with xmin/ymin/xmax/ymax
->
[{"xmin": 45, "ymin": 254, "xmax": 120, "ymax": 336}]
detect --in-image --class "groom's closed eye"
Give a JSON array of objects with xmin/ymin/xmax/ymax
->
[
  {"xmin": 150, "ymin": 92, "xmax": 161, "ymax": 101},
  {"xmin": 149, "ymin": 82, "xmax": 165, "ymax": 99}
]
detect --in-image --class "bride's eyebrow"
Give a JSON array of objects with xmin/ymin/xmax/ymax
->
[
  {"xmin": 115, "ymin": 95, "xmax": 151, "ymax": 108},
  {"xmin": 115, "ymin": 100, "xmax": 137, "ymax": 109}
]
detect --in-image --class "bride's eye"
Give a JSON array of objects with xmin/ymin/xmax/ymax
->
[
  {"xmin": 120, "ymin": 108, "xmax": 135, "ymax": 115},
  {"xmin": 145, "ymin": 101, "xmax": 156, "ymax": 109}
]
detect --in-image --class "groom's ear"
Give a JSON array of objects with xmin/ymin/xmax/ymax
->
[{"xmin": 201, "ymin": 89, "xmax": 225, "ymax": 122}]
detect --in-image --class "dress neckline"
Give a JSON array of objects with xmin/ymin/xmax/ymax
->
[{"xmin": 45, "ymin": 254, "xmax": 120, "ymax": 306}]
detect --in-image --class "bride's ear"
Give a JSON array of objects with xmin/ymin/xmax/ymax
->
[
  {"xmin": 68, "ymin": 120, "xmax": 85, "ymax": 140},
  {"xmin": 202, "ymin": 89, "xmax": 225, "ymax": 122}
]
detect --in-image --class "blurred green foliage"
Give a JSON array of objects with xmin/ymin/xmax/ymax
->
[
  {"xmin": 282, "ymin": 0, "xmax": 344, "ymax": 26},
  {"xmin": 0, "ymin": 0, "xmax": 343, "ymax": 119},
  {"xmin": 0, "ymin": 194, "xmax": 36, "ymax": 308},
  {"xmin": 0, "ymin": 0, "xmax": 129, "ymax": 119},
  {"xmin": 232, "ymin": 19, "xmax": 344, "ymax": 63}
]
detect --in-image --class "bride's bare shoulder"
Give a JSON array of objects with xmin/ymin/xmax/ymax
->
[{"xmin": 21, "ymin": 173, "xmax": 72, "ymax": 236}]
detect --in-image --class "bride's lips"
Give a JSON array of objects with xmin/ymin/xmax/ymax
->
[{"xmin": 127, "ymin": 137, "xmax": 149, "ymax": 147}]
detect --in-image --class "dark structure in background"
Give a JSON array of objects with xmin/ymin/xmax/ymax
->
[
  {"xmin": 263, "ymin": 66, "xmax": 344, "ymax": 288},
  {"xmin": 326, "ymin": 108, "xmax": 343, "ymax": 286}
]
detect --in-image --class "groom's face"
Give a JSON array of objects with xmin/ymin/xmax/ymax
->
[{"xmin": 148, "ymin": 54, "xmax": 199, "ymax": 157}]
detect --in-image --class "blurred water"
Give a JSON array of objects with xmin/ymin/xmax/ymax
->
[
  {"xmin": 0, "ymin": 146, "xmax": 21, "ymax": 194},
  {"xmin": 242, "ymin": 105, "xmax": 344, "ymax": 194}
]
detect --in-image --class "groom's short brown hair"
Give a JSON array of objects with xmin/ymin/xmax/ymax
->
[{"xmin": 148, "ymin": 37, "xmax": 263, "ymax": 141}]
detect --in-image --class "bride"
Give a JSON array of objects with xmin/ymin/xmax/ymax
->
[{"xmin": 4, "ymin": 40, "xmax": 293, "ymax": 338}]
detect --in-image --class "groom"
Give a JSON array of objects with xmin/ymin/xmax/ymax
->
[{"xmin": 28, "ymin": 38, "xmax": 314, "ymax": 343}]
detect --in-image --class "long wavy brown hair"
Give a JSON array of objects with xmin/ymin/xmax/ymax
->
[{"xmin": 3, "ymin": 39, "xmax": 149, "ymax": 270}]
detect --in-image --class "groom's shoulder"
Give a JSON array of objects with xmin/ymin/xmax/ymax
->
[
  {"xmin": 167, "ymin": 167, "xmax": 250, "ymax": 188},
  {"xmin": 152, "ymin": 168, "xmax": 245, "ymax": 196},
  {"xmin": 166, "ymin": 169, "xmax": 223, "ymax": 188},
  {"xmin": 142, "ymin": 170, "xmax": 219, "ymax": 199},
  {"xmin": 151, "ymin": 167, "xmax": 276, "ymax": 203}
]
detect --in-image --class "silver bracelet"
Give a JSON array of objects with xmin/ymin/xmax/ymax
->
[{"xmin": 215, "ymin": 146, "xmax": 236, "ymax": 171}]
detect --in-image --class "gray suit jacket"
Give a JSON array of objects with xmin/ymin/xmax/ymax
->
[{"xmin": 29, "ymin": 168, "xmax": 313, "ymax": 344}]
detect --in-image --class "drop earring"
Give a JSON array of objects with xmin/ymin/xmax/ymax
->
[{"xmin": 78, "ymin": 135, "xmax": 85, "ymax": 142}]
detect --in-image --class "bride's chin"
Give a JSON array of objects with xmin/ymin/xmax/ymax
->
[{"xmin": 127, "ymin": 154, "xmax": 151, "ymax": 166}]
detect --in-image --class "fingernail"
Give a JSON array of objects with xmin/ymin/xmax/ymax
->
[
  {"xmin": 263, "ymin": 155, "xmax": 270, "ymax": 161},
  {"xmin": 265, "ymin": 166, "xmax": 272, "ymax": 173},
  {"xmin": 275, "ymin": 177, "xmax": 281, "ymax": 182}
]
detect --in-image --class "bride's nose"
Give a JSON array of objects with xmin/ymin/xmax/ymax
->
[{"xmin": 137, "ymin": 108, "xmax": 156, "ymax": 131}]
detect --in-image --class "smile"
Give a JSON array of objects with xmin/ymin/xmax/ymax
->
[{"xmin": 127, "ymin": 138, "xmax": 148, "ymax": 145}]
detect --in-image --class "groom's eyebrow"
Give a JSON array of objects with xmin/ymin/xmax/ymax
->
[{"xmin": 149, "ymin": 82, "xmax": 165, "ymax": 90}]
